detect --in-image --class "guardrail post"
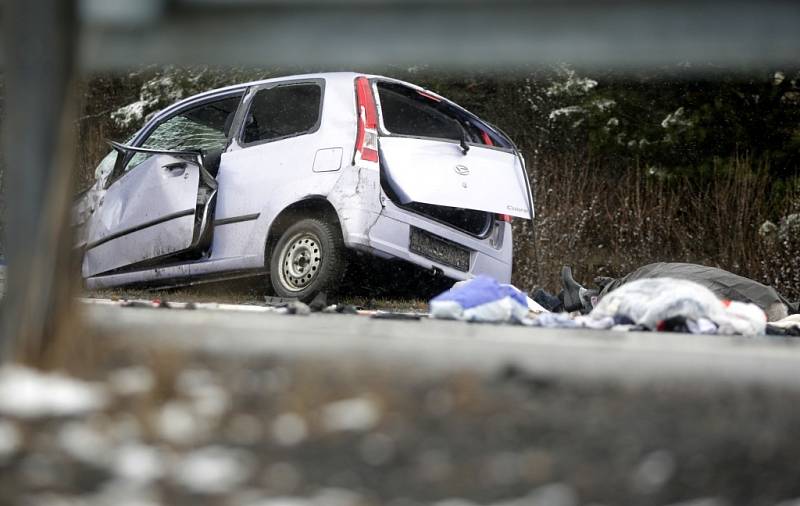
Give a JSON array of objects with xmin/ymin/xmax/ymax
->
[{"xmin": 1, "ymin": 0, "xmax": 80, "ymax": 363}]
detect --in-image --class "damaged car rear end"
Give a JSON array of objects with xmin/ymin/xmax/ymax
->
[
  {"xmin": 74, "ymin": 72, "xmax": 534, "ymax": 301},
  {"xmin": 360, "ymin": 77, "xmax": 533, "ymax": 283}
]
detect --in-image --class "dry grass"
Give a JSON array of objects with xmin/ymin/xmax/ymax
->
[
  {"xmin": 512, "ymin": 155, "xmax": 800, "ymax": 299},
  {"xmin": 85, "ymin": 279, "xmax": 267, "ymax": 306},
  {"xmin": 84, "ymin": 279, "xmax": 428, "ymax": 312}
]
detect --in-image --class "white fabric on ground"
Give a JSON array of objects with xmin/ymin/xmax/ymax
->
[{"xmin": 590, "ymin": 278, "xmax": 766, "ymax": 335}]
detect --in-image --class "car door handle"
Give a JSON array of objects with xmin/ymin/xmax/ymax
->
[{"xmin": 162, "ymin": 162, "xmax": 187, "ymax": 176}]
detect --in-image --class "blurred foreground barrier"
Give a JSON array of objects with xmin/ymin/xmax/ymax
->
[
  {"xmin": 69, "ymin": 0, "xmax": 800, "ymax": 70},
  {"xmin": 0, "ymin": 0, "xmax": 80, "ymax": 363}
]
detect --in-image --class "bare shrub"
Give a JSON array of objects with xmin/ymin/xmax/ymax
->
[{"xmin": 513, "ymin": 155, "xmax": 800, "ymax": 300}]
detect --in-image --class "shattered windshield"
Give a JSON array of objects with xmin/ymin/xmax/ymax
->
[{"xmin": 127, "ymin": 94, "xmax": 241, "ymax": 170}]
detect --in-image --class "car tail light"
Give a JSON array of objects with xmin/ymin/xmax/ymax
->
[
  {"xmin": 354, "ymin": 76, "xmax": 379, "ymax": 163},
  {"xmin": 498, "ymin": 214, "xmax": 513, "ymax": 223}
]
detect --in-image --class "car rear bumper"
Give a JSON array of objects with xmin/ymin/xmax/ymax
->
[{"xmin": 362, "ymin": 200, "xmax": 513, "ymax": 283}]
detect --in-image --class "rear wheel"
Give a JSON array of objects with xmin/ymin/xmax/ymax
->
[{"xmin": 269, "ymin": 218, "xmax": 345, "ymax": 302}]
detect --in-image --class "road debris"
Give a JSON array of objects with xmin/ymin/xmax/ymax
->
[
  {"xmin": 80, "ymin": 296, "xmax": 424, "ymax": 320},
  {"xmin": 78, "ymin": 270, "xmax": 786, "ymax": 336},
  {"xmin": 173, "ymin": 446, "xmax": 254, "ymax": 495},
  {"xmin": 286, "ymin": 301, "xmax": 312, "ymax": 316},
  {"xmin": 370, "ymin": 311, "xmax": 423, "ymax": 321}
]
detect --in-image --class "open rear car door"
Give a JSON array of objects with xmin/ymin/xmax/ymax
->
[
  {"xmin": 82, "ymin": 142, "xmax": 217, "ymax": 278},
  {"xmin": 379, "ymin": 137, "xmax": 532, "ymax": 219},
  {"xmin": 373, "ymin": 79, "xmax": 533, "ymax": 220}
]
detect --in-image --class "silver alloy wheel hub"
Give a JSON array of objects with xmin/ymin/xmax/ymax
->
[{"xmin": 278, "ymin": 232, "xmax": 322, "ymax": 291}]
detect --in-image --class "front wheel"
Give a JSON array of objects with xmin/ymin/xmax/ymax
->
[{"xmin": 269, "ymin": 218, "xmax": 346, "ymax": 302}]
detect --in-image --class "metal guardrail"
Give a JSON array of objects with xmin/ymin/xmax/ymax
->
[
  {"xmin": 0, "ymin": 0, "xmax": 798, "ymax": 69},
  {"xmin": 76, "ymin": 0, "xmax": 800, "ymax": 70}
]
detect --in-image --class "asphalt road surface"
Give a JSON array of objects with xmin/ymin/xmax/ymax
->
[
  {"xmin": 3, "ymin": 301, "xmax": 800, "ymax": 506},
  {"xmin": 79, "ymin": 303, "xmax": 800, "ymax": 505},
  {"xmin": 85, "ymin": 302, "xmax": 800, "ymax": 390}
]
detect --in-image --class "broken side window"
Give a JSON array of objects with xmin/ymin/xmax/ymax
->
[
  {"xmin": 126, "ymin": 94, "xmax": 242, "ymax": 171},
  {"xmin": 242, "ymin": 83, "xmax": 322, "ymax": 145}
]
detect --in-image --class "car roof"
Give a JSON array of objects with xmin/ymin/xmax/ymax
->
[
  {"xmin": 158, "ymin": 72, "xmax": 387, "ymax": 114},
  {"xmin": 135, "ymin": 72, "xmax": 382, "ymax": 141},
  {"xmin": 136, "ymin": 72, "xmax": 436, "ymax": 143}
]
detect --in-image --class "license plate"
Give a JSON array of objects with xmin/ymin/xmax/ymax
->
[{"xmin": 409, "ymin": 227, "xmax": 471, "ymax": 272}]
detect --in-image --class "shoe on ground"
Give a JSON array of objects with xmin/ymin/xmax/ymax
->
[{"xmin": 561, "ymin": 266, "xmax": 585, "ymax": 313}]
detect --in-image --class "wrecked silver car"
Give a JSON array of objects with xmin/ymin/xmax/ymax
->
[{"xmin": 73, "ymin": 73, "xmax": 534, "ymax": 300}]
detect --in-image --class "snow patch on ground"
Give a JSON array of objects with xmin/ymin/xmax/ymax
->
[
  {"xmin": 321, "ymin": 397, "xmax": 380, "ymax": 432},
  {"xmin": 173, "ymin": 446, "xmax": 253, "ymax": 494},
  {"xmin": 271, "ymin": 412, "xmax": 308, "ymax": 446},
  {"xmin": 241, "ymin": 488, "xmax": 363, "ymax": 506},
  {"xmin": 113, "ymin": 444, "xmax": 166, "ymax": 484},
  {"xmin": 156, "ymin": 400, "xmax": 203, "ymax": 445},
  {"xmin": 177, "ymin": 368, "xmax": 230, "ymax": 421},
  {"xmin": 0, "ymin": 419, "xmax": 21, "ymax": 458},
  {"xmin": 109, "ymin": 366, "xmax": 155, "ymax": 397},
  {"xmin": 0, "ymin": 366, "xmax": 108, "ymax": 419},
  {"xmin": 58, "ymin": 421, "xmax": 112, "ymax": 466}
]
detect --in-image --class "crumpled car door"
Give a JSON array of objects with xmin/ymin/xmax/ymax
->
[
  {"xmin": 82, "ymin": 145, "xmax": 212, "ymax": 277},
  {"xmin": 380, "ymin": 136, "xmax": 532, "ymax": 219}
]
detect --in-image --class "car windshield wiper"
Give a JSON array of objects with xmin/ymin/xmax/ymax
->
[{"xmin": 452, "ymin": 120, "xmax": 470, "ymax": 155}]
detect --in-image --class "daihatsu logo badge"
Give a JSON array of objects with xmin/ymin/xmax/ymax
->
[{"xmin": 454, "ymin": 164, "xmax": 470, "ymax": 176}]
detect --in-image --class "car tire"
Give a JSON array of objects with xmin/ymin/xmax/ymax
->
[{"xmin": 269, "ymin": 218, "xmax": 346, "ymax": 302}]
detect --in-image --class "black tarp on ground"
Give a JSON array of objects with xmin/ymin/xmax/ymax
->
[{"xmin": 600, "ymin": 262, "xmax": 798, "ymax": 319}]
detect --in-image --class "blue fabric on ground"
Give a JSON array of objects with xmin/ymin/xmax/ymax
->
[{"xmin": 430, "ymin": 276, "xmax": 528, "ymax": 310}]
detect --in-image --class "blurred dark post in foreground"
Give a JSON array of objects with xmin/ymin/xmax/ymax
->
[{"xmin": 0, "ymin": 0, "xmax": 80, "ymax": 362}]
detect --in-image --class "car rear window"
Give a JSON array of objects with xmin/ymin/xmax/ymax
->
[
  {"xmin": 376, "ymin": 81, "xmax": 512, "ymax": 148},
  {"xmin": 377, "ymin": 82, "xmax": 461, "ymax": 141},
  {"xmin": 243, "ymin": 83, "xmax": 322, "ymax": 144}
]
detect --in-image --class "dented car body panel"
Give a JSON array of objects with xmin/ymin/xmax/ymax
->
[
  {"xmin": 380, "ymin": 136, "xmax": 531, "ymax": 218},
  {"xmin": 83, "ymin": 148, "xmax": 210, "ymax": 277},
  {"xmin": 75, "ymin": 72, "xmax": 533, "ymax": 291}
]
